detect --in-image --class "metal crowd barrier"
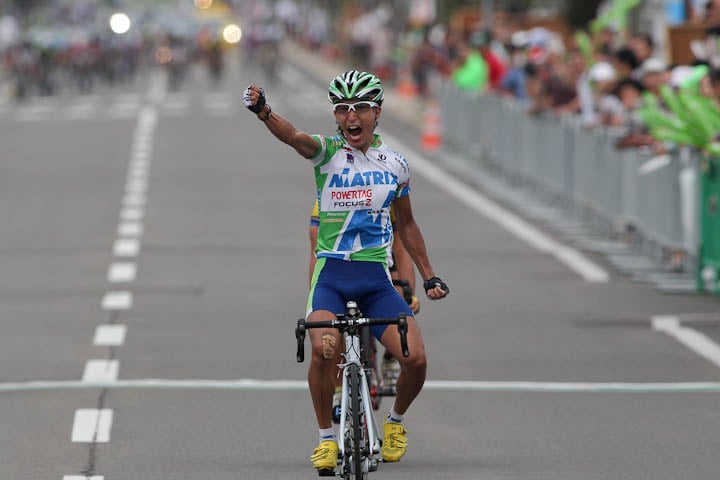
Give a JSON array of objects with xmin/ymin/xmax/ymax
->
[{"xmin": 440, "ymin": 86, "xmax": 699, "ymax": 267}]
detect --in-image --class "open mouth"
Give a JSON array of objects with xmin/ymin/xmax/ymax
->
[{"xmin": 346, "ymin": 125, "xmax": 363, "ymax": 141}]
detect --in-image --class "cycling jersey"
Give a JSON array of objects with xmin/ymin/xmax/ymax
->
[
  {"xmin": 309, "ymin": 133, "xmax": 409, "ymax": 264},
  {"xmin": 310, "ymin": 199, "xmax": 397, "ymax": 226}
]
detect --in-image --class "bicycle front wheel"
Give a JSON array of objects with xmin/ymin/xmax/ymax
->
[{"xmin": 348, "ymin": 363, "xmax": 367, "ymax": 480}]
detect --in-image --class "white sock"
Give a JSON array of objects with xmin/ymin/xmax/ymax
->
[
  {"xmin": 319, "ymin": 427, "xmax": 336, "ymax": 443},
  {"xmin": 387, "ymin": 407, "xmax": 404, "ymax": 424}
]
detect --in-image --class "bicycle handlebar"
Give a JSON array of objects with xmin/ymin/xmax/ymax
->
[{"xmin": 295, "ymin": 313, "xmax": 409, "ymax": 363}]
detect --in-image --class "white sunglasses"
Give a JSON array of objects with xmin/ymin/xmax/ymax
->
[{"xmin": 333, "ymin": 101, "xmax": 379, "ymax": 115}]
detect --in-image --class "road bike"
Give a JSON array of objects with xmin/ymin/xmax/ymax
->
[{"xmin": 295, "ymin": 301, "xmax": 410, "ymax": 479}]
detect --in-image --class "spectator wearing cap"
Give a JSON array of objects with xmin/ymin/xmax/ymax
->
[{"xmin": 639, "ymin": 57, "xmax": 669, "ymax": 95}]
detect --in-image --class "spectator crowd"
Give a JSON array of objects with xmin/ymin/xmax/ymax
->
[{"xmin": 285, "ymin": 0, "xmax": 720, "ymax": 155}]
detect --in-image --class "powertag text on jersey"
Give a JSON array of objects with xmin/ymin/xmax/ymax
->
[{"xmin": 310, "ymin": 134, "xmax": 410, "ymax": 263}]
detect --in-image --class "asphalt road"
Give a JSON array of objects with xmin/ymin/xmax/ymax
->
[{"xmin": 1, "ymin": 50, "xmax": 720, "ymax": 480}]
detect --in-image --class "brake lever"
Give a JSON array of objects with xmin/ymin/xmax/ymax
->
[{"xmin": 295, "ymin": 318, "xmax": 306, "ymax": 363}]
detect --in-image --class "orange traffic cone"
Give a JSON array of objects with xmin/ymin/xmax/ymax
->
[{"xmin": 420, "ymin": 101, "xmax": 442, "ymax": 151}]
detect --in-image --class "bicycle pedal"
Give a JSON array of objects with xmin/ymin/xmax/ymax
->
[{"xmin": 317, "ymin": 468, "xmax": 335, "ymax": 477}]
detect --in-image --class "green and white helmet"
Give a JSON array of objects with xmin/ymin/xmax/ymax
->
[{"xmin": 328, "ymin": 70, "xmax": 384, "ymax": 105}]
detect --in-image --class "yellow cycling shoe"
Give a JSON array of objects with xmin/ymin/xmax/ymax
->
[
  {"xmin": 381, "ymin": 421, "xmax": 407, "ymax": 462},
  {"xmin": 311, "ymin": 439, "xmax": 338, "ymax": 471}
]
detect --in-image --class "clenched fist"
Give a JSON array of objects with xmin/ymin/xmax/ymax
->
[{"xmin": 243, "ymin": 84, "xmax": 266, "ymax": 114}]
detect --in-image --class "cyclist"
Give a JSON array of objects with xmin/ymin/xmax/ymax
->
[
  {"xmin": 244, "ymin": 70, "xmax": 448, "ymax": 472},
  {"xmin": 309, "ymin": 200, "xmax": 420, "ymax": 421}
]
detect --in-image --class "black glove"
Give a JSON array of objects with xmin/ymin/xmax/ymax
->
[
  {"xmin": 423, "ymin": 276, "xmax": 449, "ymax": 296},
  {"xmin": 243, "ymin": 85, "xmax": 266, "ymax": 114}
]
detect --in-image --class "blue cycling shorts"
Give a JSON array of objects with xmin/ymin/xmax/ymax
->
[{"xmin": 307, "ymin": 257, "xmax": 414, "ymax": 340}]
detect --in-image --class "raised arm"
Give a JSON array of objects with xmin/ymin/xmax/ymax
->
[{"xmin": 243, "ymin": 84, "xmax": 320, "ymax": 159}]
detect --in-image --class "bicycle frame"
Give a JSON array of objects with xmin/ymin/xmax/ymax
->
[{"xmin": 295, "ymin": 301, "xmax": 409, "ymax": 479}]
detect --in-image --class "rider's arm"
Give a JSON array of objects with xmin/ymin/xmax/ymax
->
[
  {"xmin": 244, "ymin": 84, "xmax": 320, "ymax": 158},
  {"xmin": 263, "ymin": 109, "xmax": 320, "ymax": 158},
  {"xmin": 392, "ymin": 233, "xmax": 415, "ymax": 292},
  {"xmin": 393, "ymin": 195, "xmax": 448, "ymax": 300},
  {"xmin": 391, "ymin": 233, "xmax": 420, "ymax": 312},
  {"xmin": 392, "ymin": 195, "xmax": 435, "ymax": 282}
]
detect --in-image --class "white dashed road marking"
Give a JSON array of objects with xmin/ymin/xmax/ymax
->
[
  {"xmin": 71, "ymin": 409, "xmax": 114, "ymax": 443},
  {"xmin": 119, "ymin": 207, "xmax": 144, "ymax": 221},
  {"xmin": 101, "ymin": 291, "xmax": 133, "ymax": 310},
  {"xmin": 82, "ymin": 360, "xmax": 119, "ymax": 383},
  {"xmin": 117, "ymin": 222, "xmax": 143, "ymax": 237},
  {"xmin": 113, "ymin": 238, "xmax": 140, "ymax": 257},
  {"xmin": 107, "ymin": 262, "xmax": 137, "ymax": 283},
  {"xmin": 93, "ymin": 325, "xmax": 127, "ymax": 346}
]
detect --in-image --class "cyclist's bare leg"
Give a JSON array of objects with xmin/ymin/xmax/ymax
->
[
  {"xmin": 379, "ymin": 315, "xmax": 426, "ymax": 414},
  {"xmin": 307, "ymin": 309, "xmax": 342, "ymax": 428}
]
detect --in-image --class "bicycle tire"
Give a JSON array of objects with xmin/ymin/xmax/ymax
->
[{"xmin": 348, "ymin": 363, "xmax": 367, "ymax": 480}]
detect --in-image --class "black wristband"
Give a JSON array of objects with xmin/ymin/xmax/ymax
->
[{"xmin": 257, "ymin": 104, "xmax": 272, "ymax": 121}]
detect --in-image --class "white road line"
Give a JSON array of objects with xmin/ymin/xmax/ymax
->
[
  {"xmin": 113, "ymin": 238, "xmax": 140, "ymax": 257},
  {"xmin": 71, "ymin": 409, "xmax": 113, "ymax": 443},
  {"xmin": 122, "ymin": 193, "xmax": 146, "ymax": 208},
  {"xmin": 380, "ymin": 132, "xmax": 610, "ymax": 283},
  {"xmin": 119, "ymin": 207, "xmax": 144, "ymax": 221},
  {"xmin": 125, "ymin": 178, "xmax": 148, "ymax": 194},
  {"xmin": 128, "ymin": 165, "xmax": 149, "ymax": 178},
  {"xmin": 107, "ymin": 262, "xmax": 137, "ymax": 283},
  {"xmin": 101, "ymin": 291, "xmax": 133, "ymax": 310},
  {"xmin": 63, "ymin": 476, "xmax": 104, "ymax": 480},
  {"xmin": 652, "ymin": 315, "xmax": 720, "ymax": 368},
  {"xmin": 93, "ymin": 325, "xmax": 127, "ymax": 346},
  {"xmin": 82, "ymin": 360, "xmax": 119, "ymax": 383},
  {"xmin": 117, "ymin": 222, "xmax": 143, "ymax": 237},
  {"xmin": 3, "ymin": 379, "xmax": 720, "ymax": 393}
]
